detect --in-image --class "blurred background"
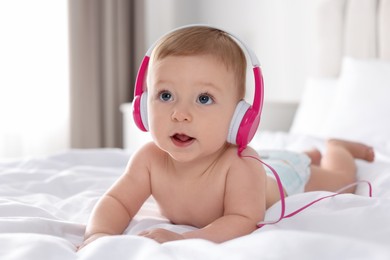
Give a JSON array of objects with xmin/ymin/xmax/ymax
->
[{"xmin": 0, "ymin": 0, "xmax": 317, "ymax": 159}]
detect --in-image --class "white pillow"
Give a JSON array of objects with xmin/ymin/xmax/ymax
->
[
  {"xmin": 322, "ymin": 57, "xmax": 390, "ymax": 145},
  {"xmin": 289, "ymin": 77, "xmax": 337, "ymax": 137}
]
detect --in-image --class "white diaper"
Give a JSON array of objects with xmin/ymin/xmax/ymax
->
[{"xmin": 259, "ymin": 150, "xmax": 311, "ymax": 196}]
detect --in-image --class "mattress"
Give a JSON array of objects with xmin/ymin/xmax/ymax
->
[{"xmin": 1, "ymin": 132, "xmax": 389, "ymax": 259}]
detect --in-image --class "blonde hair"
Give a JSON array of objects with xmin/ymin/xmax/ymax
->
[{"xmin": 150, "ymin": 26, "xmax": 246, "ymax": 99}]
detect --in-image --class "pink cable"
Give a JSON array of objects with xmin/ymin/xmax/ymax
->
[{"xmin": 240, "ymin": 154, "xmax": 373, "ymax": 228}]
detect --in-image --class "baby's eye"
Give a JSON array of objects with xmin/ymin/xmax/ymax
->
[
  {"xmin": 197, "ymin": 94, "xmax": 214, "ymax": 105},
  {"xmin": 159, "ymin": 91, "xmax": 173, "ymax": 102}
]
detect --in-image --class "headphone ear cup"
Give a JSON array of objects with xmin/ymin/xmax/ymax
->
[
  {"xmin": 227, "ymin": 100, "xmax": 251, "ymax": 145},
  {"xmin": 132, "ymin": 92, "xmax": 149, "ymax": 132}
]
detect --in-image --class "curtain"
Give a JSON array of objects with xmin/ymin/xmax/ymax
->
[{"xmin": 68, "ymin": 0, "xmax": 144, "ymax": 149}]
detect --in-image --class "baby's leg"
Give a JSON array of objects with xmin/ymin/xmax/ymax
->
[
  {"xmin": 325, "ymin": 139, "xmax": 374, "ymax": 162},
  {"xmin": 304, "ymin": 139, "xmax": 374, "ymax": 193}
]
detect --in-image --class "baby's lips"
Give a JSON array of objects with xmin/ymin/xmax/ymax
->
[{"xmin": 172, "ymin": 133, "xmax": 194, "ymax": 142}]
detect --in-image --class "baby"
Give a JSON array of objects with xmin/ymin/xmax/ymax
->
[{"xmin": 79, "ymin": 26, "xmax": 374, "ymax": 248}]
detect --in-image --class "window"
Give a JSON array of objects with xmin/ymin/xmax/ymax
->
[{"xmin": 0, "ymin": 0, "xmax": 69, "ymax": 158}]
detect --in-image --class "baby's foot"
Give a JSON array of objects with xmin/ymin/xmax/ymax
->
[
  {"xmin": 304, "ymin": 149, "xmax": 322, "ymax": 165},
  {"xmin": 328, "ymin": 139, "xmax": 375, "ymax": 162}
]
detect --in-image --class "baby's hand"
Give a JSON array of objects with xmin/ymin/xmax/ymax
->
[{"xmin": 138, "ymin": 228, "xmax": 184, "ymax": 243}]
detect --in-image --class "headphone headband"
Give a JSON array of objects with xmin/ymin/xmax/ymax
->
[{"xmin": 145, "ymin": 24, "xmax": 260, "ymax": 67}]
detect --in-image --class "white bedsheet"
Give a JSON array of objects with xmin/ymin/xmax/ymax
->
[{"xmin": 1, "ymin": 132, "xmax": 390, "ymax": 259}]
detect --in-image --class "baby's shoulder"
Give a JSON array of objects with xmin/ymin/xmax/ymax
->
[
  {"xmin": 221, "ymin": 146, "xmax": 261, "ymax": 168},
  {"xmin": 137, "ymin": 141, "xmax": 162, "ymax": 154},
  {"xmin": 222, "ymin": 145, "xmax": 259, "ymax": 159},
  {"xmin": 222, "ymin": 146, "xmax": 265, "ymax": 186},
  {"xmin": 131, "ymin": 142, "xmax": 166, "ymax": 165}
]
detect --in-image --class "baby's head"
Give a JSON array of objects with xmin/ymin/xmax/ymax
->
[
  {"xmin": 149, "ymin": 26, "xmax": 247, "ymax": 99},
  {"xmin": 133, "ymin": 25, "xmax": 263, "ymax": 155}
]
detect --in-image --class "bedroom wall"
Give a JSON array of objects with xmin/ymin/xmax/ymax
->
[{"xmin": 143, "ymin": 0, "xmax": 316, "ymax": 103}]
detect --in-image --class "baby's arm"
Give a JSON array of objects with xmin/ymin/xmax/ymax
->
[
  {"xmin": 182, "ymin": 153, "xmax": 267, "ymax": 242},
  {"xmin": 79, "ymin": 146, "xmax": 152, "ymax": 249}
]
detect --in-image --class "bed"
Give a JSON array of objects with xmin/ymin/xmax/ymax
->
[{"xmin": 1, "ymin": 0, "xmax": 390, "ymax": 259}]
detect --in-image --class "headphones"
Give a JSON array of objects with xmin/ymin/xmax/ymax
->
[{"xmin": 133, "ymin": 24, "xmax": 264, "ymax": 154}]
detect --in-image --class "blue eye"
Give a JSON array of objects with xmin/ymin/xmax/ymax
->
[
  {"xmin": 197, "ymin": 94, "xmax": 213, "ymax": 105},
  {"xmin": 159, "ymin": 91, "xmax": 173, "ymax": 102}
]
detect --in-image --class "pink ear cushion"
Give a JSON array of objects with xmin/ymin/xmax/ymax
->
[
  {"xmin": 235, "ymin": 108, "xmax": 260, "ymax": 149},
  {"xmin": 227, "ymin": 100, "xmax": 251, "ymax": 144}
]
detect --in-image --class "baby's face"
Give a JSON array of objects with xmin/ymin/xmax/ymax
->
[{"xmin": 147, "ymin": 54, "xmax": 239, "ymax": 162}]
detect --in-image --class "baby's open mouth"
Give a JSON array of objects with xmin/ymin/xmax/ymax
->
[{"xmin": 171, "ymin": 133, "xmax": 195, "ymax": 146}]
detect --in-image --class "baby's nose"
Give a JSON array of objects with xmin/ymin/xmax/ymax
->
[{"xmin": 171, "ymin": 104, "xmax": 192, "ymax": 122}]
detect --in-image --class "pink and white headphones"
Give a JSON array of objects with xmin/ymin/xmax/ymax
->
[{"xmin": 133, "ymin": 24, "xmax": 264, "ymax": 153}]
